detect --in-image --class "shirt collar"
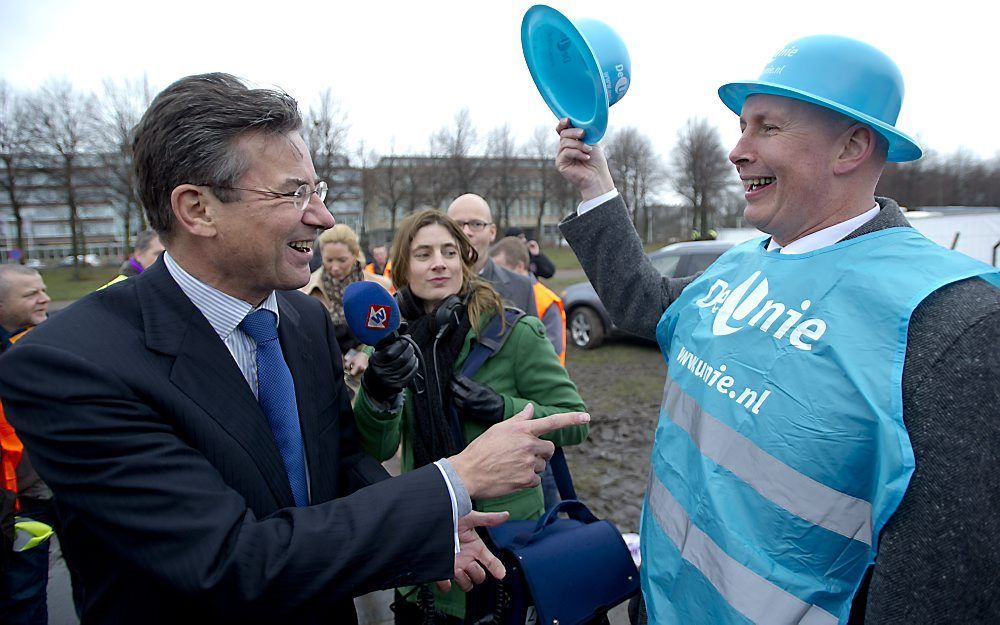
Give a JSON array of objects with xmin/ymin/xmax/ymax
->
[
  {"xmin": 766, "ymin": 204, "xmax": 880, "ymax": 255},
  {"xmin": 162, "ymin": 251, "xmax": 280, "ymax": 341}
]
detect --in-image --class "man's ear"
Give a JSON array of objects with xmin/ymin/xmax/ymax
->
[
  {"xmin": 834, "ymin": 124, "xmax": 878, "ymax": 175},
  {"xmin": 170, "ymin": 184, "xmax": 219, "ymax": 238}
]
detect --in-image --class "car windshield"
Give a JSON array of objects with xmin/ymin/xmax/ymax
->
[
  {"xmin": 686, "ymin": 253, "xmax": 721, "ymax": 275},
  {"xmin": 650, "ymin": 254, "xmax": 680, "ymax": 277}
]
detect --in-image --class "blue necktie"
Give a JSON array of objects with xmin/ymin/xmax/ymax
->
[{"xmin": 239, "ymin": 309, "xmax": 309, "ymax": 506}]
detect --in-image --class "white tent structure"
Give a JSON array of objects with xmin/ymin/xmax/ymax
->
[{"xmin": 903, "ymin": 207, "xmax": 1000, "ymax": 267}]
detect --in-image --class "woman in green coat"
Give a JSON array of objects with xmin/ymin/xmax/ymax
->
[{"xmin": 354, "ymin": 209, "xmax": 588, "ymax": 624}]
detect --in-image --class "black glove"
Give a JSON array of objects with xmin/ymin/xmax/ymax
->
[
  {"xmin": 361, "ymin": 335, "xmax": 419, "ymax": 403},
  {"xmin": 450, "ymin": 375, "xmax": 505, "ymax": 425}
]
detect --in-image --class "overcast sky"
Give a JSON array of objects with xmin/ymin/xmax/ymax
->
[{"xmin": 2, "ymin": 0, "xmax": 998, "ymax": 164}]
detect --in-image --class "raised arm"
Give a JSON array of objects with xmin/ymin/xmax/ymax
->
[{"xmin": 555, "ymin": 120, "xmax": 695, "ymax": 339}]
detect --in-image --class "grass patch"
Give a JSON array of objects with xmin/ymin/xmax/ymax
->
[
  {"xmin": 40, "ymin": 266, "xmax": 121, "ymax": 301},
  {"xmin": 543, "ymin": 242, "xmax": 668, "ymax": 274},
  {"xmin": 542, "ymin": 275, "xmax": 584, "ymax": 295},
  {"xmin": 542, "ymin": 245, "xmax": 582, "ymax": 271}
]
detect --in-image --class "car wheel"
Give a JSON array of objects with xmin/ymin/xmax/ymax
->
[{"xmin": 569, "ymin": 307, "xmax": 605, "ymax": 349}]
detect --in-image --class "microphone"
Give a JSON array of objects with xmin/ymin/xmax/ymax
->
[
  {"xmin": 343, "ymin": 281, "xmax": 400, "ymax": 347},
  {"xmin": 344, "ymin": 281, "xmax": 427, "ymax": 396}
]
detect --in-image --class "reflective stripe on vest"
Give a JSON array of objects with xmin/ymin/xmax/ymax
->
[
  {"xmin": 533, "ymin": 281, "xmax": 566, "ymax": 365},
  {"xmin": 98, "ymin": 273, "xmax": 129, "ymax": 290},
  {"xmin": 641, "ymin": 228, "xmax": 998, "ymax": 625}
]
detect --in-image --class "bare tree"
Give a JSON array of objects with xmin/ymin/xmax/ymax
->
[
  {"xmin": 526, "ymin": 125, "xmax": 575, "ymax": 242},
  {"xmin": 406, "ymin": 157, "xmax": 438, "ymax": 214},
  {"xmin": 96, "ymin": 76, "xmax": 153, "ymax": 250},
  {"xmin": 418, "ymin": 155, "xmax": 450, "ymax": 210},
  {"xmin": 27, "ymin": 79, "xmax": 100, "ymax": 279},
  {"xmin": 669, "ymin": 118, "xmax": 734, "ymax": 239},
  {"xmin": 372, "ymin": 149, "xmax": 409, "ymax": 234},
  {"xmin": 484, "ymin": 123, "xmax": 523, "ymax": 230},
  {"xmin": 878, "ymin": 148, "xmax": 1000, "ymax": 208},
  {"xmin": 0, "ymin": 81, "xmax": 32, "ymax": 262},
  {"xmin": 303, "ymin": 89, "xmax": 351, "ymax": 210},
  {"xmin": 353, "ymin": 140, "xmax": 379, "ymax": 237},
  {"xmin": 605, "ymin": 127, "xmax": 665, "ymax": 243},
  {"xmin": 430, "ymin": 108, "xmax": 481, "ymax": 202}
]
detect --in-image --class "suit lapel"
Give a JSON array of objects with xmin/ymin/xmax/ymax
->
[{"xmin": 137, "ymin": 262, "xmax": 295, "ymax": 507}]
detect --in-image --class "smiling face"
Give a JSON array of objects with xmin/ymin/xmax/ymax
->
[
  {"xmin": 0, "ymin": 271, "xmax": 50, "ymax": 332},
  {"xmin": 406, "ymin": 223, "xmax": 464, "ymax": 313},
  {"xmin": 207, "ymin": 131, "xmax": 334, "ymax": 303},
  {"xmin": 729, "ymin": 94, "xmax": 853, "ymax": 245}
]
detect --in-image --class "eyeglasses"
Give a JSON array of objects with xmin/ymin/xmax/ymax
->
[
  {"xmin": 208, "ymin": 181, "xmax": 328, "ymax": 211},
  {"xmin": 455, "ymin": 219, "xmax": 492, "ymax": 232}
]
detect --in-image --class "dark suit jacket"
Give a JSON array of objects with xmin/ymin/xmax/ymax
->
[
  {"xmin": 480, "ymin": 258, "xmax": 538, "ymax": 317},
  {"xmin": 561, "ymin": 195, "xmax": 1000, "ymax": 623},
  {"xmin": 0, "ymin": 260, "xmax": 455, "ymax": 624}
]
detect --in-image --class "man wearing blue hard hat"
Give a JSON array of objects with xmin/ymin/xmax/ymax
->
[{"xmin": 554, "ymin": 35, "xmax": 999, "ymax": 624}]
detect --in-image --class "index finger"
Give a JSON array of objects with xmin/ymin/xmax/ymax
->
[
  {"xmin": 522, "ymin": 411, "xmax": 590, "ymax": 437},
  {"xmin": 477, "ymin": 543, "xmax": 507, "ymax": 581}
]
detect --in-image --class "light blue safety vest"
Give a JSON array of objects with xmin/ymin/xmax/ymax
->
[{"xmin": 641, "ymin": 228, "xmax": 999, "ymax": 625}]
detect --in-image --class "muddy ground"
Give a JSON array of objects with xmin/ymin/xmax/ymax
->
[{"xmin": 563, "ymin": 338, "xmax": 667, "ymax": 533}]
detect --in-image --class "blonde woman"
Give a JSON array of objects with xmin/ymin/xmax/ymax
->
[{"xmin": 301, "ymin": 224, "xmax": 392, "ymax": 386}]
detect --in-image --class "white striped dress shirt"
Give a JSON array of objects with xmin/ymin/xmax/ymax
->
[
  {"xmin": 161, "ymin": 252, "xmax": 466, "ymax": 544},
  {"xmin": 163, "ymin": 251, "xmax": 279, "ymax": 398}
]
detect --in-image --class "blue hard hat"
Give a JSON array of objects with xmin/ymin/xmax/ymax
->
[
  {"xmin": 521, "ymin": 4, "xmax": 631, "ymax": 144},
  {"xmin": 718, "ymin": 35, "xmax": 921, "ymax": 162}
]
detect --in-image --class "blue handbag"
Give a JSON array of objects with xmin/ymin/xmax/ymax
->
[
  {"xmin": 458, "ymin": 309, "xmax": 640, "ymax": 625},
  {"xmin": 474, "ymin": 457, "xmax": 641, "ymax": 625}
]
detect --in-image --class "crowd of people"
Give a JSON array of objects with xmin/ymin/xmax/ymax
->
[{"xmin": 0, "ymin": 31, "xmax": 997, "ymax": 625}]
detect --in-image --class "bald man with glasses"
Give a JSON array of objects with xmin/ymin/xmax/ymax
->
[{"xmin": 447, "ymin": 194, "xmax": 537, "ymax": 318}]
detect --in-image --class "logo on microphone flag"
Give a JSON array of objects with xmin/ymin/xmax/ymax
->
[{"xmin": 366, "ymin": 304, "xmax": 390, "ymax": 330}]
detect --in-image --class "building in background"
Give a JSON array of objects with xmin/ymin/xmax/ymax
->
[{"xmin": 0, "ymin": 153, "xmax": 120, "ymax": 265}]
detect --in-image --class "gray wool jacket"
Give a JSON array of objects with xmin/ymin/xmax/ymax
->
[
  {"xmin": 479, "ymin": 257, "xmax": 538, "ymax": 318},
  {"xmin": 560, "ymin": 195, "xmax": 1000, "ymax": 624}
]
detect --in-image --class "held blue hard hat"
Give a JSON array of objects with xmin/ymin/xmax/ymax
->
[
  {"xmin": 718, "ymin": 35, "xmax": 922, "ymax": 162},
  {"xmin": 521, "ymin": 4, "xmax": 631, "ymax": 144}
]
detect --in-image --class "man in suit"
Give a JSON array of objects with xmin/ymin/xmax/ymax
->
[
  {"xmin": 447, "ymin": 194, "xmax": 538, "ymax": 317},
  {"xmin": 553, "ymin": 36, "xmax": 998, "ymax": 623},
  {"xmin": 0, "ymin": 73, "xmax": 588, "ymax": 624}
]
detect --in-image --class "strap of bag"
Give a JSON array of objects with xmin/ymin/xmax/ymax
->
[
  {"xmin": 455, "ymin": 308, "xmax": 580, "ymax": 502},
  {"xmin": 448, "ymin": 308, "xmax": 526, "ymax": 450},
  {"xmin": 458, "ymin": 308, "xmax": 526, "ymax": 377},
  {"xmin": 508, "ymin": 499, "xmax": 601, "ymax": 550},
  {"xmin": 549, "ymin": 447, "xmax": 577, "ymax": 501}
]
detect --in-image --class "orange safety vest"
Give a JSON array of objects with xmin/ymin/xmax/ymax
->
[
  {"xmin": 363, "ymin": 261, "xmax": 396, "ymax": 294},
  {"xmin": 364, "ymin": 260, "xmax": 392, "ymax": 279},
  {"xmin": 533, "ymin": 281, "xmax": 566, "ymax": 366},
  {"xmin": 0, "ymin": 404, "xmax": 23, "ymax": 506},
  {"xmin": 0, "ymin": 329, "xmax": 30, "ymax": 508}
]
